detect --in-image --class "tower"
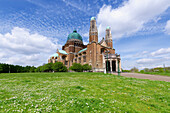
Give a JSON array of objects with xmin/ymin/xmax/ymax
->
[
  {"xmin": 105, "ymin": 26, "xmax": 113, "ymax": 48},
  {"xmin": 89, "ymin": 17, "xmax": 98, "ymax": 43}
]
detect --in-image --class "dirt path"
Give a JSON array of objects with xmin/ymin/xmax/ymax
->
[{"xmin": 112, "ymin": 72, "xmax": 170, "ymax": 82}]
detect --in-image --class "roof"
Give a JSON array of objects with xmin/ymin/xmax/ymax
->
[
  {"xmin": 78, "ymin": 48, "xmax": 87, "ymax": 53},
  {"xmin": 67, "ymin": 30, "xmax": 83, "ymax": 41},
  {"xmin": 51, "ymin": 53, "xmax": 58, "ymax": 58},
  {"xmin": 58, "ymin": 50, "xmax": 67, "ymax": 55},
  {"xmin": 99, "ymin": 38, "xmax": 108, "ymax": 47},
  {"xmin": 91, "ymin": 17, "xmax": 96, "ymax": 21}
]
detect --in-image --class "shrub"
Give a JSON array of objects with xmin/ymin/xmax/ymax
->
[
  {"xmin": 52, "ymin": 62, "xmax": 67, "ymax": 72},
  {"xmin": 69, "ymin": 63, "xmax": 83, "ymax": 72},
  {"xmin": 82, "ymin": 64, "xmax": 92, "ymax": 71},
  {"xmin": 140, "ymin": 70, "xmax": 144, "ymax": 73},
  {"xmin": 43, "ymin": 63, "xmax": 53, "ymax": 72},
  {"xmin": 122, "ymin": 69, "xmax": 130, "ymax": 72}
]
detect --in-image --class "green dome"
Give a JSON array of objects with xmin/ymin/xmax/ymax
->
[
  {"xmin": 91, "ymin": 17, "xmax": 96, "ymax": 21},
  {"xmin": 106, "ymin": 26, "xmax": 110, "ymax": 30},
  {"xmin": 67, "ymin": 30, "xmax": 83, "ymax": 41}
]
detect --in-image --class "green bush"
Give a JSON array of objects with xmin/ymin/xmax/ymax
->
[
  {"xmin": 69, "ymin": 63, "xmax": 92, "ymax": 72},
  {"xmin": 52, "ymin": 62, "xmax": 67, "ymax": 72},
  {"xmin": 82, "ymin": 64, "xmax": 92, "ymax": 71},
  {"xmin": 43, "ymin": 63, "xmax": 53, "ymax": 72},
  {"xmin": 140, "ymin": 70, "xmax": 144, "ymax": 73},
  {"xmin": 69, "ymin": 63, "xmax": 83, "ymax": 72},
  {"xmin": 122, "ymin": 69, "xmax": 130, "ymax": 72}
]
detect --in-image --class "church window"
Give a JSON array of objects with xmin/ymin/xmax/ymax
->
[
  {"xmin": 83, "ymin": 56, "xmax": 86, "ymax": 62},
  {"xmin": 65, "ymin": 61, "xmax": 68, "ymax": 65},
  {"xmin": 79, "ymin": 57, "xmax": 81, "ymax": 63},
  {"xmin": 62, "ymin": 56, "xmax": 66, "ymax": 60},
  {"xmin": 92, "ymin": 21, "xmax": 95, "ymax": 29},
  {"xmin": 101, "ymin": 48, "xmax": 104, "ymax": 54}
]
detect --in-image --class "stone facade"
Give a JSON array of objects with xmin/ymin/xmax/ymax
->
[{"xmin": 48, "ymin": 17, "xmax": 121, "ymax": 72}]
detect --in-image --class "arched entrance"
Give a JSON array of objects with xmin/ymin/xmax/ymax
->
[
  {"xmin": 112, "ymin": 61, "xmax": 116, "ymax": 72},
  {"xmin": 105, "ymin": 61, "xmax": 110, "ymax": 72}
]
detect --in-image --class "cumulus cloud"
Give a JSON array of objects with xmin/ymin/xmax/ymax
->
[
  {"xmin": 0, "ymin": 27, "xmax": 61, "ymax": 66},
  {"xmin": 97, "ymin": 0, "xmax": 170, "ymax": 39},
  {"xmin": 165, "ymin": 20, "xmax": 170, "ymax": 35},
  {"xmin": 136, "ymin": 58, "xmax": 163, "ymax": 64},
  {"xmin": 151, "ymin": 48, "xmax": 170, "ymax": 56},
  {"xmin": 135, "ymin": 48, "xmax": 170, "ymax": 69}
]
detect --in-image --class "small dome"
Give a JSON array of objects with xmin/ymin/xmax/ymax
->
[
  {"xmin": 51, "ymin": 53, "xmax": 58, "ymax": 58},
  {"xmin": 91, "ymin": 17, "xmax": 96, "ymax": 21},
  {"xmin": 106, "ymin": 26, "xmax": 110, "ymax": 30},
  {"xmin": 67, "ymin": 30, "xmax": 83, "ymax": 41}
]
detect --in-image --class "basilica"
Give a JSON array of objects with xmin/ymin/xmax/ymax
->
[{"xmin": 48, "ymin": 17, "xmax": 121, "ymax": 72}]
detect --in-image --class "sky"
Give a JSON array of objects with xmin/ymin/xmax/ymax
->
[{"xmin": 0, "ymin": 0, "xmax": 170, "ymax": 70}]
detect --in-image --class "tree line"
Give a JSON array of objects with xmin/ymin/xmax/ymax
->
[
  {"xmin": 0, "ymin": 62, "xmax": 92, "ymax": 73},
  {"xmin": 122, "ymin": 67, "xmax": 170, "ymax": 73},
  {"xmin": 0, "ymin": 63, "xmax": 36, "ymax": 73}
]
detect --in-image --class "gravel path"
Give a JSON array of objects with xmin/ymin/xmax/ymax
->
[{"xmin": 112, "ymin": 72, "xmax": 170, "ymax": 82}]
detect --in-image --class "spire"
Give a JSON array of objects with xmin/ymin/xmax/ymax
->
[
  {"xmin": 105, "ymin": 26, "xmax": 113, "ymax": 48},
  {"xmin": 89, "ymin": 17, "xmax": 98, "ymax": 43},
  {"xmin": 105, "ymin": 26, "xmax": 112, "ymax": 40}
]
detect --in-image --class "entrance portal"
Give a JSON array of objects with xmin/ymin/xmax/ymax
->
[
  {"xmin": 112, "ymin": 61, "xmax": 116, "ymax": 72},
  {"xmin": 105, "ymin": 61, "xmax": 110, "ymax": 72}
]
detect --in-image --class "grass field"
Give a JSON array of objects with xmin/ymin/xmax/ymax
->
[
  {"xmin": 0, "ymin": 72, "xmax": 169, "ymax": 112},
  {"xmin": 139, "ymin": 72, "xmax": 170, "ymax": 77}
]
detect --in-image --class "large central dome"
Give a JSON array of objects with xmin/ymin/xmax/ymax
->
[{"xmin": 67, "ymin": 30, "xmax": 83, "ymax": 41}]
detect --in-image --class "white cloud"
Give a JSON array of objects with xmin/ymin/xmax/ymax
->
[
  {"xmin": 135, "ymin": 48, "xmax": 170, "ymax": 69},
  {"xmin": 121, "ymin": 48, "xmax": 170, "ymax": 70},
  {"xmin": 136, "ymin": 58, "xmax": 162, "ymax": 64},
  {"xmin": 97, "ymin": 0, "xmax": 170, "ymax": 39},
  {"xmin": 0, "ymin": 27, "xmax": 61, "ymax": 66},
  {"xmin": 165, "ymin": 20, "xmax": 170, "ymax": 35},
  {"xmin": 82, "ymin": 32, "xmax": 89, "ymax": 38},
  {"xmin": 151, "ymin": 48, "xmax": 170, "ymax": 56}
]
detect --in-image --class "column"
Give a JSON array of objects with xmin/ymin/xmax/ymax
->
[
  {"xmin": 116, "ymin": 59, "xmax": 118, "ymax": 72},
  {"xmin": 119, "ymin": 59, "xmax": 121, "ymax": 72},
  {"xmin": 110, "ymin": 59, "xmax": 112, "ymax": 72}
]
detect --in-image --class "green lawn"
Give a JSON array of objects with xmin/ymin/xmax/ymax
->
[
  {"xmin": 139, "ymin": 72, "xmax": 170, "ymax": 77},
  {"xmin": 0, "ymin": 73, "xmax": 169, "ymax": 112}
]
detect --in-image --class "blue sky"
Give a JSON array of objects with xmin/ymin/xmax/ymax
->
[{"xmin": 0, "ymin": 0, "xmax": 170, "ymax": 69}]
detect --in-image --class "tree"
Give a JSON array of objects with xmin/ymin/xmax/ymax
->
[
  {"xmin": 30, "ymin": 66, "xmax": 36, "ymax": 72},
  {"xmin": 0, "ymin": 65, "xmax": 3, "ymax": 73},
  {"xmin": 35, "ymin": 66, "xmax": 43, "ymax": 72},
  {"xmin": 130, "ymin": 67, "xmax": 139, "ymax": 72},
  {"xmin": 82, "ymin": 64, "xmax": 92, "ymax": 71},
  {"xmin": 143, "ymin": 68, "xmax": 149, "ymax": 72},
  {"xmin": 69, "ymin": 63, "xmax": 83, "ymax": 72},
  {"xmin": 43, "ymin": 63, "xmax": 53, "ymax": 72},
  {"xmin": 140, "ymin": 70, "xmax": 144, "ymax": 73},
  {"xmin": 52, "ymin": 62, "xmax": 67, "ymax": 72}
]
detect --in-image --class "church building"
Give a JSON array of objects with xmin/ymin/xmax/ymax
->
[{"xmin": 48, "ymin": 17, "xmax": 121, "ymax": 72}]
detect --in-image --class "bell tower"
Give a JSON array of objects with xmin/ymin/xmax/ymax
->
[
  {"xmin": 105, "ymin": 26, "xmax": 113, "ymax": 48},
  {"xmin": 89, "ymin": 17, "xmax": 98, "ymax": 43}
]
